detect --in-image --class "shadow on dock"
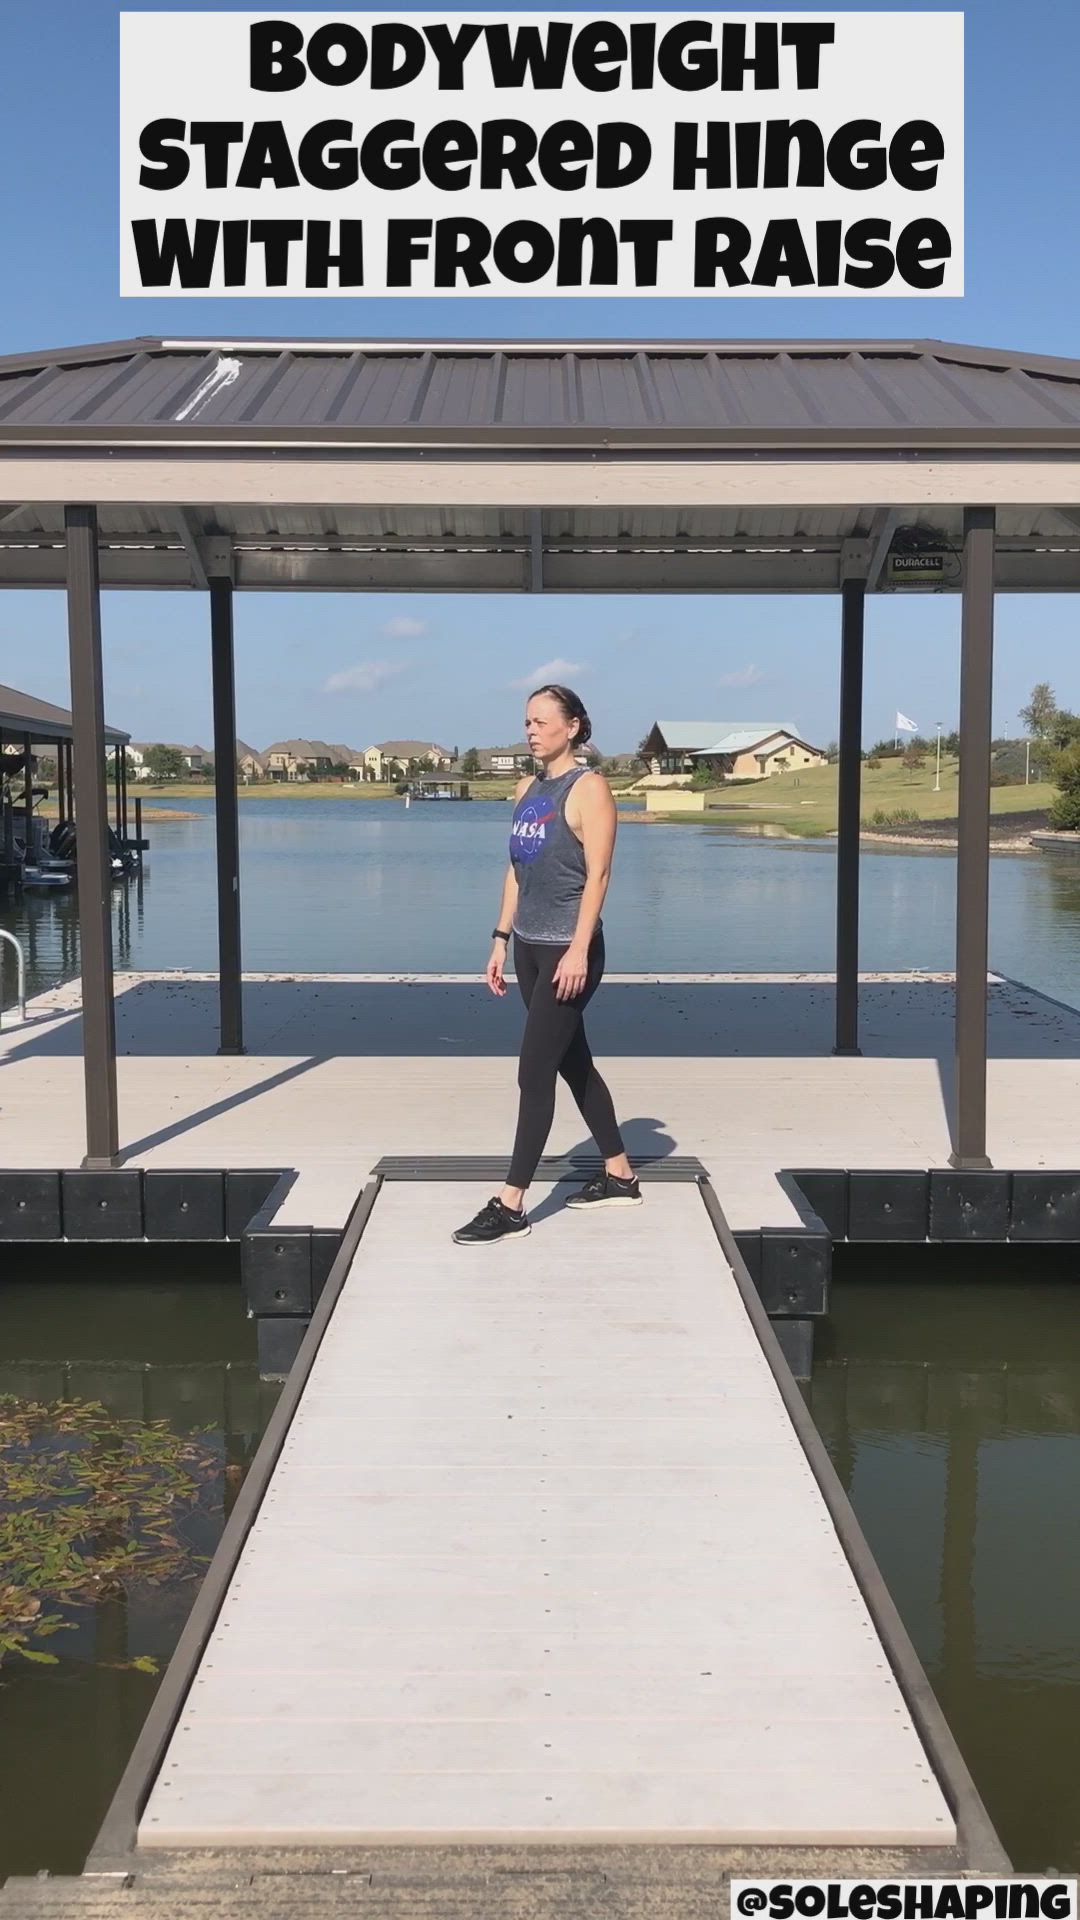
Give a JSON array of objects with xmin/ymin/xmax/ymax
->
[{"xmin": 5, "ymin": 973, "xmax": 1080, "ymax": 1062}]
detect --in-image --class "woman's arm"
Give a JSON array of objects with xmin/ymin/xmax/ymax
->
[
  {"xmin": 495, "ymin": 860, "xmax": 519, "ymax": 931},
  {"xmin": 495, "ymin": 773, "xmax": 532, "ymax": 929},
  {"xmin": 485, "ymin": 775, "xmax": 532, "ymax": 996},
  {"xmin": 552, "ymin": 775, "xmax": 616, "ymax": 998}
]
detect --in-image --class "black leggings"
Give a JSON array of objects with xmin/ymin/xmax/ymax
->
[{"xmin": 506, "ymin": 930, "xmax": 625, "ymax": 1190}]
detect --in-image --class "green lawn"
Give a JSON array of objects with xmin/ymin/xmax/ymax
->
[{"xmin": 653, "ymin": 757, "xmax": 1056, "ymax": 838}]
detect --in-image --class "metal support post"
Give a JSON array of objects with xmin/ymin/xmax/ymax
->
[
  {"xmin": 22, "ymin": 731, "xmax": 33, "ymax": 863},
  {"xmin": 65, "ymin": 504, "xmax": 119, "ymax": 1166},
  {"xmin": 834, "ymin": 577, "xmax": 865, "ymax": 1055},
  {"xmin": 210, "ymin": 572, "xmax": 245, "ymax": 1054},
  {"xmin": 950, "ymin": 508, "xmax": 995, "ymax": 1169}
]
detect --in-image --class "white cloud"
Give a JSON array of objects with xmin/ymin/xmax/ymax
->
[
  {"xmin": 509, "ymin": 657, "xmax": 587, "ymax": 691},
  {"xmin": 322, "ymin": 659, "xmax": 410, "ymax": 694},
  {"xmin": 717, "ymin": 664, "xmax": 767, "ymax": 688},
  {"xmin": 381, "ymin": 616, "xmax": 427, "ymax": 638}
]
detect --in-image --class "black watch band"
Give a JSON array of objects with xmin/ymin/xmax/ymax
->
[{"xmin": 492, "ymin": 928, "xmax": 511, "ymax": 942}]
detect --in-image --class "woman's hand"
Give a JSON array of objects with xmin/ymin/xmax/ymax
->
[
  {"xmin": 552, "ymin": 942, "xmax": 589, "ymax": 1001},
  {"xmin": 486, "ymin": 942, "xmax": 508, "ymax": 996}
]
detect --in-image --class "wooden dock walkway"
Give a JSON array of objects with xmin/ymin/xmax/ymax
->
[{"xmin": 135, "ymin": 1181, "xmax": 953, "ymax": 1851}]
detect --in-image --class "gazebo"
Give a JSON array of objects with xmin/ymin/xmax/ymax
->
[{"xmin": 1, "ymin": 332, "xmax": 1077, "ymax": 1170}]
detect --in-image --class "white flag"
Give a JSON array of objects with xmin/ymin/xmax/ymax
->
[{"xmin": 896, "ymin": 711, "xmax": 919, "ymax": 732}]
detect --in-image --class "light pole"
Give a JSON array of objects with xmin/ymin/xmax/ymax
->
[
  {"xmin": 934, "ymin": 720, "xmax": 943, "ymax": 792},
  {"xmin": 1025, "ymin": 736, "xmax": 1031, "ymax": 785}
]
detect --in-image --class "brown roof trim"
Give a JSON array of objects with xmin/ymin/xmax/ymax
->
[{"xmin": 3, "ymin": 422, "xmax": 1080, "ymax": 454}]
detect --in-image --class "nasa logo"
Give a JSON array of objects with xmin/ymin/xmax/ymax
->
[{"xmin": 510, "ymin": 802, "xmax": 555, "ymax": 865}]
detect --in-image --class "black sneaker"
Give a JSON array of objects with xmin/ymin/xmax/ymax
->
[
  {"xmin": 451, "ymin": 1195, "xmax": 531, "ymax": 1245},
  {"xmin": 565, "ymin": 1171, "xmax": 643, "ymax": 1209}
]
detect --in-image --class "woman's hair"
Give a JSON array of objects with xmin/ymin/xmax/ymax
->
[{"xmin": 528, "ymin": 683, "xmax": 593, "ymax": 749}]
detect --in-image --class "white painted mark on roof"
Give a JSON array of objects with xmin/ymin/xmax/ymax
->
[{"xmin": 174, "ymin": 355, "xmax": 242, "ymax": 423}]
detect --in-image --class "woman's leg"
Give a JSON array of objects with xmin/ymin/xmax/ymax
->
[
  {"xmin": 558, "ymin": 1026, "xmax": 626, "ymax": 1164},
  {"xmin": 503, "ymin": 935, "xmax": 623, "ymax": 1199},
  {"xmin": 512, "ymin": 931, "xmax": 540, "ymax": 1011},
  {"xmin": 556, "ymin": 935, "xmax": 631, "ymax": 1175}
]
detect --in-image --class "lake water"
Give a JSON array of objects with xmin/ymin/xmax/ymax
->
[
  {"xmin": 1, "ymin": 1248, "xmax": 1078, "ymax": 1879},
  {"xmin": 814, "ymin": 1249, "xmax": 1080, "ymax": 1873},
  {"xmin": 0, "ymin": 1248, "xmax": 282, "ymax": 1882},
  {"xmin": 2, "ymin": 795, "xmax": 1080, "ymax": 1007}
]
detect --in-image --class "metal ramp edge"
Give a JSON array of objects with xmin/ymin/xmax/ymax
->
[{"xmin": 371, "ymin": 1154, "xmax": 708, "ymax": 1182}]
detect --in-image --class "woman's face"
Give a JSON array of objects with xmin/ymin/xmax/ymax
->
[{"xmin": 526, "ymin": 696, "xmax": 576, "ymax": 760}]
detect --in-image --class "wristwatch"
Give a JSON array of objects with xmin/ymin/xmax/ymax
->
[{"xmin": 492, "ymin": 928, "xmax": 511, "ymax": 942}]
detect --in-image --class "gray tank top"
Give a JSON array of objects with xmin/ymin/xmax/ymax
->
[{"xmin": 509, "ymin": 766, "xmax": 597, "ymax": 944}]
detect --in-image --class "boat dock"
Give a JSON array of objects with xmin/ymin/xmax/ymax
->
[
  {"xmin": 2, "ymin": 1178, "xmax": 1009, "ymax": 1916},
  {"xmin": 106, "ymin": 1178, "xmax": 985, "ymax": 1855},
  {"xmin": 0, "ymin": 682, "xmax": 145, "ymax": 894},
  {"xmin": 406, "ymin": 776, "xmax": 472, "ymax": 800},
  {"xmin": 4, "ymin": 965, "xmax": 1072, "ymax": 1906}
]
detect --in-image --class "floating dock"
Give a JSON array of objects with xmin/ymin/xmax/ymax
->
[
  {"xmin": 5, "ymin": 961, "xmax": 1078, "ymax": 1908},
  {"xmin": 130, "ymin": 1178, "xmax": 959, "ymax": 1852},
  {"xmin": 2, "ymin": 966, "xmax": 1078, "ymax": 1263}
]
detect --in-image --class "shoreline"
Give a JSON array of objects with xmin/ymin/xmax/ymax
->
[
  {"xmin": 37, "ymin": 804, "xmax": 202, "ymax": 822},
  {"xmin": 619, "ymin": 810, "xmax": 1051, "ymax": 854},
  {"xmin": 854, "ymin": 828, "xmax": 1037, "ymax": 854}
]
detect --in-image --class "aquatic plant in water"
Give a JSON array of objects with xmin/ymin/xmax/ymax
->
[{"xmin": 0, "ymin": 1393, "xmax": 221, "ymax": 1676}]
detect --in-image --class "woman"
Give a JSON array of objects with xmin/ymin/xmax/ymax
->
[{"xmin": 452, "ymin": 683, "xmax": 641, "ymax": 1246}]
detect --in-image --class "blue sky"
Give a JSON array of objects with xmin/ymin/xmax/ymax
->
[{"xmin": 0, "ymin": 0, "xmax": 1076, "ymax": 755}]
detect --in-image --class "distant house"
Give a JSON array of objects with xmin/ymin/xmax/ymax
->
[
  {"xmin": 353, "ymin": 748, "xmax": 388, "ymax": 782},
  {"xmin": 638, "ymin": 721, "xmax": 826, "ymax": 783},
  {"xmin": 126, "ymin": 741, "xmax": 214, "ymax": 777},
  {"xmin": 262, "ymin": 738, "xmax": 350, "ymax": 781},
  {"xmin": 457, "ymin": 742, "xmax": 602, "ymax": 777},
  {"xmin": 236, "ymin": 739, "xmax": 265, "ymax": 781},
  {"xmin": 355, "ymin": 745, "xmax": 402, "ymax": 782},
  {"xmin": 384, "ymin": 738, "xmax": 454, "ymax": 767},
  {"xmin": 356, "ymin": 739, "xmax": 454, "ymax": 782},
  {"xmin": 469, "ymin": 743, "xmax": 534, "ymax": 775}
]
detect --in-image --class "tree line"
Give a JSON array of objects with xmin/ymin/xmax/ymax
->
[{"xmin": 1019, "ymin": 683, "xmax": 1080, "ymax": 829}]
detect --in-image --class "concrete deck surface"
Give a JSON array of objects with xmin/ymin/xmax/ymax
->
[{"xmin": 2, "ymin": 970, "xmax": 1079, "ymax": 1232}]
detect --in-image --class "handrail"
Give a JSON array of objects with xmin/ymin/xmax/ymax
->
[{"xmin": 0, "ymin": 927, "xmax": 26, "ymax": 1024}]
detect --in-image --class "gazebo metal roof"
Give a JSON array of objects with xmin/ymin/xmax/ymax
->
[
  {"xmin": 2, "ymin": 335, "xmax": 1080, "ymax": 444},
  {"xmin": 0, "ymin": 336, "xmax": 1068, "ymax": 591},
  {"xmin": 1, "ymin": 335, "xmax": 1079, "ymax": 596}
]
